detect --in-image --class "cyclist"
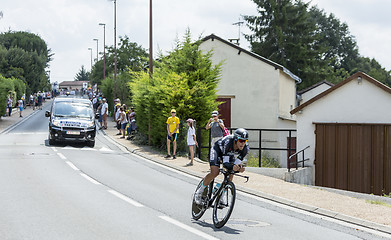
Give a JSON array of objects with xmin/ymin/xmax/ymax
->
[{"xmin": 195, "ymin": 128, "xmax": 249, "ymax": 204}]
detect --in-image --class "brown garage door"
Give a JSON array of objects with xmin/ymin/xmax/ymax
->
[{"xmin": 315, "ymin": 123, "xmax": 391, "ymax": 195}]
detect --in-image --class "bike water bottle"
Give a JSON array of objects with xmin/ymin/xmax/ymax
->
[{"xmin": 213, "ymin": 183, "xmax": 221, "ymax": 193}]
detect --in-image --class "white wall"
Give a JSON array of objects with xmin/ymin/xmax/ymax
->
[
  {"xmin": 200, "ymin": 38, "xmax": 298, "ymax": 166},
  {"xmin": 300, "ymin": 83, "xmax": 332, "ymax": 104},
  {"xmin": 278, "ymin": 71, "xmax": 297, "ymax": 120},
  {"xmin": 200, "ymin": 39, "xmax": 279, "ymax": 129},
  {"xmin": 295, "ymin": 77, "xmax": 391, "ymax": 176}
]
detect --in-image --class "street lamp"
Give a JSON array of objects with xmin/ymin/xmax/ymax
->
[
  {"xmin": 93, "ymin": 38, "xmax": 99, "ymax": 62},
  {"xmin": 109, "ymin": 0, "xmax": 117, "ymax": 99},
  {"xmin": 88, "ymin": 48, "xmax": 93, "ymax": 70},
  {"xmin": 99, "ymin": 23, "xmax": 106, "ymax": 80}
]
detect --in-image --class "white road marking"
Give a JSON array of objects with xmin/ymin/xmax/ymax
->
[
  {"xmin": 66, "ymin": 161, "xmax": 80, "ymax": 171},
  {"xmin": 51, "ymin": 147, "xmax": 57, "ymax": 152},
  {"xmin": 159, "ymin": 216, "xmax": 219, "ymax": 240},
  {"xmin": 57, "ymin": 153, "xmax": 66, "ymax": 160},
  {"xmin": 99, "ymin": 147, "xmax": 113, "ymax": 152},
  {"xmin": 6, "ymin": 132, "xmax": 47, "ymax": 135},
  {"xmin": 107, "ymin": 190, "xmax": 144, "ymax": 207},
  {"xmin": 80, "ymin": 173, "xmax": 101, "ymax": 185},
  {"xmin": 62, "ymin": 146, "xmax": 76, "ymax": 150},
  {"xmin": 81, "ymin": 147, "xmax": 96, "ymax": 151}
]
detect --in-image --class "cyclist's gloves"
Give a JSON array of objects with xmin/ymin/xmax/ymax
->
[{"xmin": 222, "ymin": 157, "xmax": 242, "ymax": 170}]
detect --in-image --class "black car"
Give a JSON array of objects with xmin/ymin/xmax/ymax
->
[{"xmin": 45, "ymin": 97, "xmax": 96, "ymax": 147}]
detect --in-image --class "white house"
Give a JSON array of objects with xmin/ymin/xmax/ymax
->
[
  {"xmin": 297, "ymin": 80, "xmax": 334, "ymax": 105},
  {"xmin": 199, "ymin": 34, "xmax": 301, "ymax": 167},
  {"xmin": 59, "ymin": 81, "xmax": 89, "ymax": 91},
  {"xmin": 290, "ymin": 72, "xmax": 391, "ymax": 194}
]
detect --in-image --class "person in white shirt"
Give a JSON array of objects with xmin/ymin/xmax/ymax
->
[
  {"xmin": 18, "ymin": 98, "xmax": 23, "ymax": 117},
  {"xmin": 101, "ymin": 98, "xmax": 108, "ymax": 129},
  {"xmin": 186, "ymin": 118, "xmax": 198, "ymax": 166}
]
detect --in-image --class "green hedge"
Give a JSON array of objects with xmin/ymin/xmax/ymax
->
[{"xmin": 0, "ymin": 75, "xmax": 25, "ymax": 116}]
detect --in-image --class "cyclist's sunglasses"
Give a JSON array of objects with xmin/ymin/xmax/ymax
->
[{"xmin": 237, "ymin": 138, "xmax": 247, "ymax": 143}]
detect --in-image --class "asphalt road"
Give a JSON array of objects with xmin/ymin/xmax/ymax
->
[{"xmin": 0, "ymin": 102, "xmax": 387, "ymax": 240}]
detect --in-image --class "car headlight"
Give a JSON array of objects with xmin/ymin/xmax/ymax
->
[
  {"xmin": 52, "ymin": 119, "xmax": 62, "ymax": 127},
  {"xmin": 82, "ymin": 121, "xmax": 95, "ymax": 128}
]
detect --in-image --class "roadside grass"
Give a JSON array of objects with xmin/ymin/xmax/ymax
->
[
  {"xmin": 365, "ymin": 200, "xmax": 391, "ymax": 208},
  {"xmin": 366, "ymin": 192, "xmax": 391, "ymax": 208}
]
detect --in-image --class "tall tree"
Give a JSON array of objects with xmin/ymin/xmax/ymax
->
[
  {"xmin": 0, "ymin": 31, "xmax": 52, "ymax": 94},
  {"xmin": 244, "ymin": 0, "xmax": 391, "ymax": 88},
  {"xmin": 74, "ymin": 65, "xmax": 90, "ymax": 81},
  {"xmin": 244, "ymin": 0, "xmax": 327, "ymax": 89},
  {"xmin": 90, "ymin": 36, "xmax": 148, "ymax": 86}
]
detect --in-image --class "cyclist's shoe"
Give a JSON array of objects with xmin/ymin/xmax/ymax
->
[
  {"xmin": 217, "ymin": 191, "xmax": 227, "ymax": 209},
  {"xmin": 194, "ymin": 187, "xmax": 205, "ymax": 205}
]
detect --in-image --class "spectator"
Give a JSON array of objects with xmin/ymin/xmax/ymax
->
[
  {"xmin": 115, "ymin": 103, "xmax": 122, "ymax": 135},
  {"xmin": 17, "ymin": 98, "xmax": 23, "ymax": 117},
  {"xmin": 186, "ymin": 118, "xmax": 198, "ymax": 166},
  {"xmin": 205, "ymin": 110, "xmax": 225, "ymax": 146},
  {"xmin": 29, "ymin": 94, "xmax": 34, "ymax": 108},
  {"xmin": 6, "ymin": 96, "xmax": 13, "ymax": 116},
  {"xmin": 165, "ymin": 109, "xmax": 180, "ymax": 159},
  {"xmin": 37, "ymin": 92, "xmax": 43, "ymax": 110},
  {"xmin": 92, "ymin": 95, "xmax": 98, "ymax": 112},
  {"xmin": 101, "ymin": 98, "xmax": 108, "ymax": 129},
  {"xmin": 118, "ymin": 106, "xmax": 127, "ymax": 139},
  {"xmin": 126, "ymin": 107, "xmax": 137, "ymax": 140},
  {"xmin": 113, "ymin": 98, "xmax": 121, "ymax": 122},
  {"xmin": 97, "ymin": 98, "xmax": 103, "ymax": 129}
]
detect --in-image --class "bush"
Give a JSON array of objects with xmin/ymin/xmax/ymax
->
[
  {"xmin": 0, "ymin": 75, "xmax": 20, "ymax": 116},
  {"xmin": 130, "ymin": 30, "xmax": 221, "ymax": 153},
  {"xmin": 247, "ymin": 151, "xmax": 281, "ymax": 168}
]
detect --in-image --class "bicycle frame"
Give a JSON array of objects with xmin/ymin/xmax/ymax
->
[{"xmin": 204, "ymin": 168, "xmax": 249, "ymax": 209}]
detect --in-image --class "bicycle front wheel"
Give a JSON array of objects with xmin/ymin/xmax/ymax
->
[{"xmin": 212, "ymin": 181, "xmax": 236, "ymax": 228}]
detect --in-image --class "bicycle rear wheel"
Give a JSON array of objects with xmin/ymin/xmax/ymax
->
[
  {"xmin": 191, "ymin": 179, "xmax": 210, "ymax": 220},
  {"xmin": 212, "ymin": 181, "xmax": 236, "ymax": 228}
]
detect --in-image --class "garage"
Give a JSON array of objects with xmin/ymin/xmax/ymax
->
[
  {"xmin": 315, "ymin": 123, "xmax": 391, "ymax": 195},
  {"xmin": 291, "ymin": 72, "xmax": 391, "ymax": 194}
]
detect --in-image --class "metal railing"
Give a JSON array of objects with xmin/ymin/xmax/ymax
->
[
  {"xmin": 288, "ymin": 146, "xmax": 310, "ymax": 172},
  {"xmin": 196, "ymin": 127, "xmax": 296, "ymax": 167}
]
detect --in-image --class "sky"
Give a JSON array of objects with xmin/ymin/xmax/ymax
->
[{"xmin": 1, "ymin": 0, "xmax": 390, "ymax": 85}]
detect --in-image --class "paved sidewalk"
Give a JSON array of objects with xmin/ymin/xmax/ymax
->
[
  {"xmin": 100, "ymin": 118, "xmax": 391, "ymax": 236},
  {"xmin": 0, "ymin": 101, "xmax": 50, "ymax": 133}
]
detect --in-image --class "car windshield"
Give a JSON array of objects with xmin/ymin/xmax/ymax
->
[{"xmin": 53, "ymin": 102, "xmax": 93, "ymax": 119}]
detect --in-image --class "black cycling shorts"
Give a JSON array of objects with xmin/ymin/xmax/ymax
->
[{"xmin": 209, "ymin": 146, "xmax": 221, "ymax": 167}]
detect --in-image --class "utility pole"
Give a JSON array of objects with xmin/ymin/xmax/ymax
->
[
  {"xmin": 149, "ymin": 0, "xmax": 153, "ymax": 78},
  {"xmin": 109, "ymin": 0, "xmax": 117, "ymax": 98},
  {"xmin": 148, "ymin": 0, "xmax": 153, "ymax": 145}
]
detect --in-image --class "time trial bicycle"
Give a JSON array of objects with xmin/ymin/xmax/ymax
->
[{"xmin": 191, "ymin": 168, "xmax": 249, "ymax": 228}]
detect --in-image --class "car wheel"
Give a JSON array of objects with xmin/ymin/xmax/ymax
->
[
  {"xmin": 87, "ymin": 140, "xmax": 95, "ymax": 148},
  {"xmin": 49, "ymin": 138, "xmax": 55, "ymax": 145}
]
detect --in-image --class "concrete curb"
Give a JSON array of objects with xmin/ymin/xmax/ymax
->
[{"xmin": 103, "ymin": 131, "xmax": 391, "ymax": 236}]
